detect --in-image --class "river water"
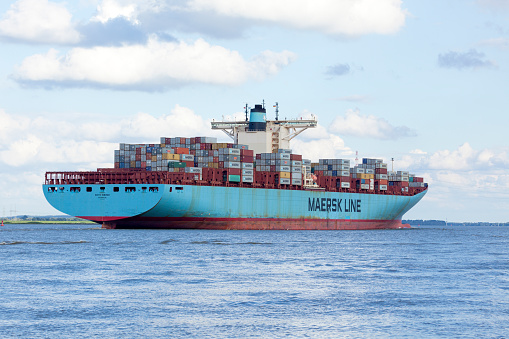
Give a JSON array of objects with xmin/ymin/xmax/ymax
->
[{"xmin": 1, "ymin": 224, "xmax": 508, "ymax": 338}]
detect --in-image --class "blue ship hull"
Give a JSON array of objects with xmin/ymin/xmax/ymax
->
[{"xmin": 43, "ymin": 184, "xmax": 426, "ymax": 229}]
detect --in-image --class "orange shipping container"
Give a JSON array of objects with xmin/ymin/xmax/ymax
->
[{"xmin": 175, "ymin": 147, "xmax": 190, "ymax": 155}]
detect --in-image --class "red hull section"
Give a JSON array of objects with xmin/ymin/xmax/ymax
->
[{"xmin": 100, "ymin": 217, "xmax": 410, "ymax": 230}]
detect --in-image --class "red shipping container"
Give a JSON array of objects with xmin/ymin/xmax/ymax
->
[
  {"xmin": 375, "ymin": 168, "xmax": 388, "ymax": 174},
  {"xmin": 241, "ymin": 149, "xmax": 254, "ymax": 157},
  {"xmin": 135, "ymin": 154, "xmax": 141, "ymax": 161},
  {"xmin": 256, "ymin": 154, "xmax": 262, "ymax": 159},
  {"xmin": 290, "ymin": 154, "xmax": 302, "ymax": 161},
  {"xmin": 228, "ymin": 168, "xmax": 241, "ymax": 175},
  {"xmin": 241, "ymin": 156, "xmax": 254, "ymax": 162}
]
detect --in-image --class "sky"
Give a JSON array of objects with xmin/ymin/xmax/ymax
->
[{"xmin": 0, "ymin": 0, "xmax": 508, "ymax": 222}]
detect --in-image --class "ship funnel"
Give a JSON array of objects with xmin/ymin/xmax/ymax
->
[{"xmin": 248, "ymin": 104, "xmax": 267, "ymax": 131}]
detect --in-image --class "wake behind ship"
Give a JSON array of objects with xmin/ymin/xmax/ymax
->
[{"xmin": 43, "ymin": 102, "xmax": 427, "ymax": 229}]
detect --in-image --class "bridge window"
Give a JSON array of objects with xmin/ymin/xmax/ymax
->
[
  {"xmin": 70, "ymin": 187, "xmax": 81, "ymax": 192},
  {"xmin": 176, "ymin": 187, "xmax": 183, "ymax": 191},
  {"xmin": 125, "ymin": 187, "xmax": 136, "ymax": 193},
  {"xmin": 113, "ymin": 187, "xmax": 119, "ymax": 192},
  {"xmin": 86, "ymin": 187, "xmax": 92, "ymax": 192},
  {"xmin": 149, "ymin": 187, "xmax": 158, "ymax": 192},
  {"xmin": 48, "ymin": 187, "xmax": 57, "ymax": 192}
]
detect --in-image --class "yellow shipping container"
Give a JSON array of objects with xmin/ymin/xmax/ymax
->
[
  {"xmin": 168, "ymin": 154, "xmax": 179, "ymax": 160},
  {"xmin": 280, "ymin": 172, "xmax": 291, "ymax": 179},
  {"xmin": 152, "ymin": 156, "xmax": 157, "ymax": 162},
  {"xmin": 359, "ymin": 173, "xmax": 375, "ymax": 180}
]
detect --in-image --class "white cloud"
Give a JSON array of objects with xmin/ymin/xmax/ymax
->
[
  {"xmin": 426, "ymin": 142, "xmax": 509, "ymax": 171},
  {"xmin": 328, "ymin": 109, "xmax": 416, "ymax": 140},
  {"xmin": 292, "ymin": 134, "xmax": 352, "ymax": 162},
  {"xmin": 286, "ymin": 112, "xmax": 352, "ymax": 161},
  {"xmin": 410, "ymin": 149, "xmax": 427, "ymax": 155},
  {"xmin": 396, "ymin": 143, "xmax": 509, "ymax": 201},
  {"xmin": 186, "ymin": 0, "xmax": 407, "ymax": 36},
  {"xmin": 12, "ymin": 37, "xmax": 296, "ymax": 90},
  {"xmin": 0, "ymin": 0, "xmax": 80, "ymax": 44},
  {"xmin": 93, "ymin": 0, "xmax": 138, "ymax": 23},
  {"xmin": 0, "ymin": 105, "xmax": 225, "ymax": 167}
]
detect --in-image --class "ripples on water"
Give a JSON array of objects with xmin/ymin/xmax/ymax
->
[{"xmin": 1, "ymin": 224, "xmax": 508, "ymax": 338}]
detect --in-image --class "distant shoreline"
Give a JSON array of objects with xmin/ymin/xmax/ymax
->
[
  {"xmin": 404, "ymin": 220, "xmax": 508, "ymax": 227},
  {"xmin": 2, "ymin": 220, "xmax": 95, "ymax": 225}
]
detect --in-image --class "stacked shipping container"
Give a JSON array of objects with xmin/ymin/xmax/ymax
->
[{"xmin": 112, "ymin": 136, "xmax": 426, "ymax": 194}]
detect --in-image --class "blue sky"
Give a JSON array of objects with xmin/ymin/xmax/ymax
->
[{"xmin": 0, "ymin": 0, "xmax": 508, "ymax": 222}]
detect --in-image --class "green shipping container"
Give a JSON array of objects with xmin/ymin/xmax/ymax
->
[
  {"xmin": 228, "ymin": 174, "xmax": 241, "ymax": 182},
  {"xmin": 168, "ymin": 161, "xmax": 187, "ymax": 168}
]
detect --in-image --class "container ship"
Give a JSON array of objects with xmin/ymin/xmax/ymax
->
[{"xmin": 43, "ymin": 103, "xmax": 427, "ymax": 230}]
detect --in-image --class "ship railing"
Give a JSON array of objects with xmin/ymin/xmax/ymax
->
[{"xmin": 44, "ymin": 170, "xmax": 427, "ymax": 196}]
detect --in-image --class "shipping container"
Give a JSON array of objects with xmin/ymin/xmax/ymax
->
[
  {"xmin": 242, "ymin": 175, "xmax": 254, "ymax": 183},
  {"xmin": 228, "ymin": 174, "xmax": 241, "ymax": 182},
  {"xmin": 280, "ymin": 178, "xmax": 291, "ymax": 185}
]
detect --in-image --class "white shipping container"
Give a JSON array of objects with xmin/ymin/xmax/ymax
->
[
  {"xmin": 180, "ymin": 154, "xmax": 194, "ymax": 161},
  {"xmin": 242, "ymin": 175, "xmax": 254, "ymax": 183},
  {"xmin": 227, "ymin": 148, "xmax": 241, "ymax": 155},
  {"xmin": 379, "ymin": 185, "xmax": 388, "ymax": 190},
  {"xmin": 277, "ymin": 153, "xmax": 291, "ymax": 160},
  {"xmin": 225, "ymin": 161, "xmax": 241, "ymax": 169},
  {"xmin": 376, "ymin": 174, "xmax": 388, "ymax": 180},
  {"xmin": 280, "ymin": 178, "xmax": 291, "ymax": 185},
  {"xmin": 291, "ymin": 161, "xmax": 302, "ymax": 167},
  {"xmin": 242, "ymin": 163, "xmax": 254, "ymax": 169},
  {"xmin": 341, "ymin": 170, "xmax": 350, "ymax": 177},
  {"xmin": 341, "ymin": 182, "xmax": 351, "ymax": 188},
  {"xmin": 185, "ymin": 167, "xmax": 202, "ymax": 173},
  {"xmin": 291, "ymin": 166, "xmax": 301, "ymax": 173},
  {"xmin": 360, "ymin": 184, "xmax": 370, "ymax": 189},
  {"xmin": 291, "ymin": 178, "xmax": 302, "ymax": 186},
  {"xmin": 242, "ymin": 169, "xmax": 254, "ymax": 176}
]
